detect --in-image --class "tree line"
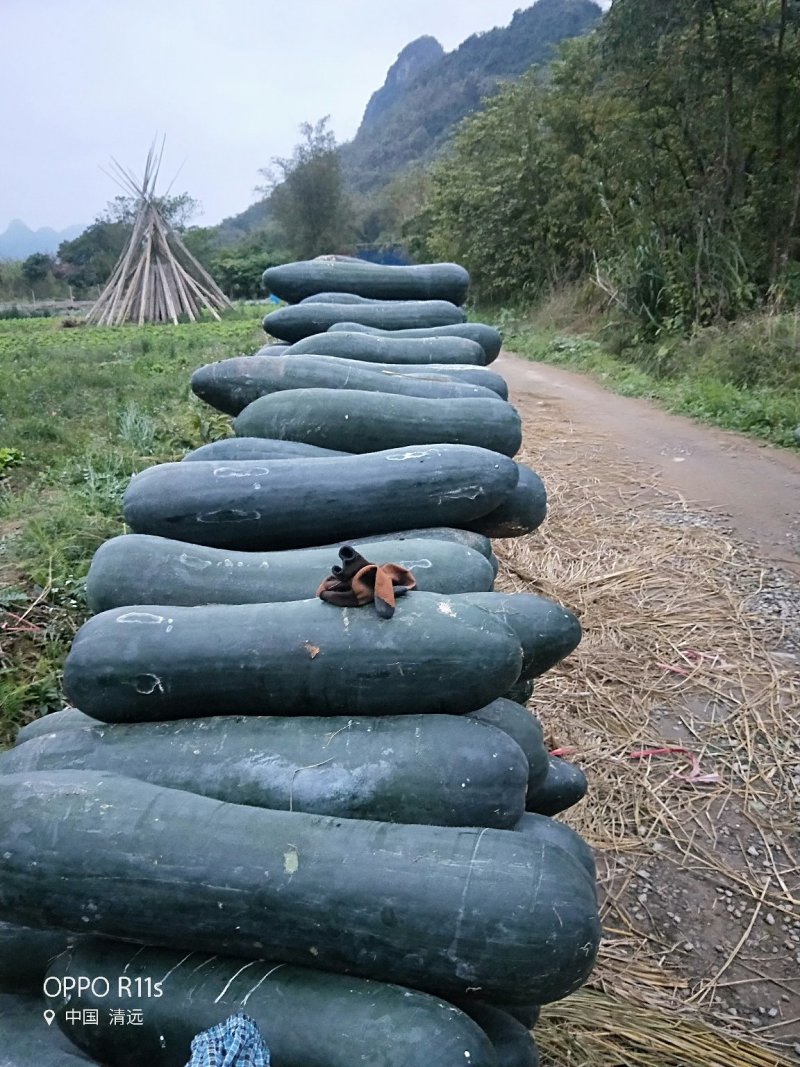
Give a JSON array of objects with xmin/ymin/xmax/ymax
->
[{"xmin": 409, "ymin": 0, "xmax": 800, "ymax": 335}]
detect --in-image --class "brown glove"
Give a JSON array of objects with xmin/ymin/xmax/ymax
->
[{"xmin": 317, "ymin": 545, "xmax": 417, "ymax": 619}]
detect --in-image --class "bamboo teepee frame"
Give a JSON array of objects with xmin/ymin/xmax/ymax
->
[{"xmin": 87, "ymin": 142, "xmax": 231, "ymax": 326}]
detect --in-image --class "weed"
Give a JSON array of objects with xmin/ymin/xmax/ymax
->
[
  {"xmin": 493, "ymin": 295, "xmax": 800, "ymax": 448},
  {"xmin": 117, "ymin": 403, "xmax": 156, "ymax": 454},
  {"xmin": 0, "ymin": 447, "xmax": 24, "ymax": 474}
]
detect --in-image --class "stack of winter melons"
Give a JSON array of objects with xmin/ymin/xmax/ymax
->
[{"xmin": 0, "ymin": 257, "xmax": 595, "ymax": 1067}]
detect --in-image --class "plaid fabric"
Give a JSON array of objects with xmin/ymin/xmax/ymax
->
[{"xmin": 185, "ymin": 1012, "xmax": 270, "ymax": 1067}]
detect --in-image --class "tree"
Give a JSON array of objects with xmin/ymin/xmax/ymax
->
[
  {"xmin": 259, "ymin": 117, "xmax": 353, "ymax": 258},
  {"xmin": 57, "ymin": 192, "xmax": 201, "ymax": 296},
  {"xmin": 21, "ymin": 253, "xmax": 54, "ymax": 286},
  {"xmin": 100, "ymin": 192, "xmax": 200, "ymax": 231},
  {"xmin": 415, "ymin": 65, "xmax": 597, "ymax": 303},
  {"xmin": 212, "ymin": 244, "xmax": 289, "ymax": 300},
  {"xmin": 180, "ymin": 220, "xmax": 291, "ymax": 300},
  {"xmin": 57, "ymin": 220, "xmax": 130, "ymax": 295},
  {"xmin": 356, "ymin": 164, "xmax": 433, "ymax": 247},
  {"xmin": 408, "ymin": 1, "xmax": 800, "ymax": 328}
]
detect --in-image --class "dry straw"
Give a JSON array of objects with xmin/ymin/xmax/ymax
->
[{"xmin": 498, "ymin": 399, "xmax": 798, "ymax": 1066}]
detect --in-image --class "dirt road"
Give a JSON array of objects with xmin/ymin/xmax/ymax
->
[
  {"xmin": 499, "ymin": 352, "xmax": 800, "ymax": 577},
  {"xmin": 497, "ymin": 353, "xmax": 799, "ymax": 1061}
]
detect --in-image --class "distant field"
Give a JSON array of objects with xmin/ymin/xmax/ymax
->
[
  {"xmin": 0, "ymin": 308, "xmax": 269, "ymax": 743},
  {"xmin": 0, "ymin": 299, "xmax": 92, "ymax": 315}
]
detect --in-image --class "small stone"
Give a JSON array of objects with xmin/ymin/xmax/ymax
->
[
  {"xmin": 768, "ymin": 1008, "xmax": 778, "ymax": 1018},
  {"xmin": 765, "ymin": 913, "xmax": 776, "ymax": 926},
  {"xmin": 684, "ymin": 942, "xmax": 694, "ymax": 951},
  {"xmin": 747, "ymin": 845, "xmax": 759, "ymax": 857}
]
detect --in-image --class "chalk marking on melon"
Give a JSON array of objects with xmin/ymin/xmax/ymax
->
[
  {"xmin": 135, "ymin": 674, "xmax": 164, "ymax": 695},
  {"xmin": 159, "ymin": 951, "xmax": 195, "ymax": 984},
  {"xmin": 197, "ymin": 509, "xmax": 261, "ymax": 523},
  {"xmin": 385, "ymin": 449, "xmax": 436, "ymax": 461},
  {"xmin": 284, "ymin": 846, "xmax": 299, "ymax": 874},
  {"xmin": 448, "ymin": 827, "xmax": 489, "ymax": 964},
  {"xmin": 438, "ymin": 486, "xmax": 483, "ymax": 501},
  {"xmin": 241, "ymin": 964, "xmax": 285, "ymax": 1005},
  {"xmin": 214, "ymin": 960, "xmax": 259, "ymax": 1003},
  {"xmin": 116, "ymin": 611, "xmax": 164, "ymax": 624},
  {"xmin": 122, "ymin": 946, "xmax": 147, "ymax": 974},
  {"xmin": 188, "ymin": 955, "xmax": 218, "ymax": 976},
  {"xmin": 212, "ymin": 466, "xmax": 270, "ymax": 478},
  {"xmin": 178, "ymin": 552, "xmax": 213, "ymax": 570}
]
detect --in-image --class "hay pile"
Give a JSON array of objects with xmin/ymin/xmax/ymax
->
[{"xmin": 497, "ymin": 402, "xmax": 798, "ymax": 1066}]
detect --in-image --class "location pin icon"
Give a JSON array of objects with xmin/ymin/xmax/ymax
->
[{"xmin": 43, "ymin": 1010, "xmax": 55, "ymax": 1027}]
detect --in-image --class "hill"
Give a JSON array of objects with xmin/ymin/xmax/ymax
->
[
  {"xmin": 216, "ymin": 0, "xmax": 603, "ymax": 242},
  {"xmin": 359, "ymin": 36, "xmax": 445, "ymax": 134},
  {"xmin": 341, "ymin": 0, "xmax": 603, "ymax": 194},
  {"xmin": 0, "ymin": 218, "xmax": 84, "ymax": 260}
]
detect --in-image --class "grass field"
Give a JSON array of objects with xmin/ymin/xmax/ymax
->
[{"xmin": 0, "ymin": 309, "xmax": 268, "ymax": 744}]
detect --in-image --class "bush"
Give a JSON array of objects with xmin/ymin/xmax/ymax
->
[{"xmin": 0, "ymin": 447, "xmax": 24, "ymax": 474}]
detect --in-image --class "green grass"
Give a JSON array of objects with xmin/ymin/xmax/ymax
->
[
  {"xmin": 495, "ymin": 308, "xmax": 800, "ymax": 449},
  {"xmin": 0, "ymin": 309, "xmax": 268, "ymax": 744}
]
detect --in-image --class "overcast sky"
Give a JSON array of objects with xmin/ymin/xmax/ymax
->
[{"xmin": 1, "ymin": 0, "xmax": 610, "ymax": 233}]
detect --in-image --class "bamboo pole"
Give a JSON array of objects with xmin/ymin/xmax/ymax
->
[
  {"xmin": 137, "ymin": 227, "xmax": 154, "ymax": 326},
  {"xmin": 156, "ymin": 259, "xmax": 179, "ymax": 325},
  {"xmin": 155, "ymin": 217, "xmax": 197, "ymax": 321},
  {"xmin": 155, "ymin": 230, "xmax": 223, "ymax": 320},
  {"xmin": 113, "ymin": 241, "xmax": 148, "ymax": 325},
  {"xmin": 172, "ymin": 230, "xmax": 231, "ymax": 306},
  {"xmin": 90, "ymin": 211, "xmax": 146, "ymax": 324}
]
